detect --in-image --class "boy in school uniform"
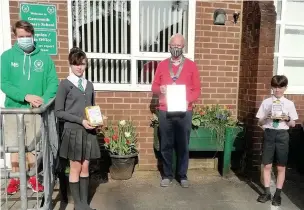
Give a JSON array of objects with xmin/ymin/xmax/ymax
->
[{"xmin": 256, "ymin": 75, "xmax": 298, "ymax": 206}]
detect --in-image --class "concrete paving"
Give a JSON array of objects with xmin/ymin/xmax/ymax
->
[{"xmin": 53, "ymin": 169, "xmax": 304, "ymax": 210}]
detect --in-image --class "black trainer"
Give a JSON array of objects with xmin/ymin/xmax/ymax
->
[
  {"xmin": 272, "ymin": 194, "xmax": 282, "ymax": 206},
  {"xmin": 257, "ymin": 193, "xmax": 272, "ymax": 203}
]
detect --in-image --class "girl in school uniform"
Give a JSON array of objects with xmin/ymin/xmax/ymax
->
[{"xmin": 55, "ymin": 47, "xmax": 100, "ymax": 210}]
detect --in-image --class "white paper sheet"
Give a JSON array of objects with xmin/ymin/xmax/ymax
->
[{"xmin": 166, "ymin": 85, "xmax": 187, "ymax": 112}]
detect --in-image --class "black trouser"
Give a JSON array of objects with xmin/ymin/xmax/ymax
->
[{"xmin": 159, "ymin": 110, "xmax": 192, "ymax": 180}]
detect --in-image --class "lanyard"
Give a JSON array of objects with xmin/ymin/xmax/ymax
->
[{"xmin": 168, "ymin": 56, "xmax": 185, "ymax": 84}]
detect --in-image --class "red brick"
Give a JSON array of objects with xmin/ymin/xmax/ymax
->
[
  {"xmin": 219, "ymin": 32, "xmax": 235, "ymax": 38},
  {"xmin": 203, "ymin": 54, "xmax": 219, "ymax": 60},
  {"xmin": 107, "ymin": 98, "xmax": 123, "ymax": 103},
  {"xmin": 217, "ymin": 88, "xmax": 232, "ymax": 93},
  {"xmin": 227, "ymin": 38, "xmax": 240, "ymax": 44},
  {"xmin": 210, "ymin": 72, "xmax": 225, "ymax": 77},
  {"xmin": 202, "ymin": 43, "xmax": 219, "ymax": 48},
  {"xmin": 211, "ymin": 49, "xmax": 226, "ymax": 54},
  {"xmin": 219, "ymin": 43, "xmax": 234, "ymax": 49},
  {"xmin": 212, "ymin": 26, "xmax": 227, "ymax": 32},
  {"xmin": 211, "ymin": 60, "xmax": 226, "ymax": 65},
  {"xmin": 213, "ymin": 3, "xmax": 229, "ymax": 8}
]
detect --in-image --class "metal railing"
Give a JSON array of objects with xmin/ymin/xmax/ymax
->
[{"xmin": 0, "ymin": 98, "xmax": 59, "ymax": 210}]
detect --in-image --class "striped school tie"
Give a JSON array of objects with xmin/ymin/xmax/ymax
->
[{"xmin": 78, "ymin": 78, "xmax": 84, "ymax": 92}]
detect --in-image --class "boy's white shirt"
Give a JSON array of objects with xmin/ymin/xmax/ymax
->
[
  {"xmin": 256, "ymin": 96, "xmax": 298, "ymax": 130},
  {"xmin": 67, "ymin": 72, "xmax": 87, "ymax": 90}
]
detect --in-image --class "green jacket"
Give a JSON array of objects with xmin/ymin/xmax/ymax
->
[{"xmin": 1, "ymin": 42, "xmax": 59, "ymax": 108}]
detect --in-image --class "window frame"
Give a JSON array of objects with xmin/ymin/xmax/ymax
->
[
  {"xmin": 274, "ymin": 0, "xmax": 304, "ymax": 94},
  {"xmin": 67, "ymin": 0, "xmax": 196, "ymax": 91}
]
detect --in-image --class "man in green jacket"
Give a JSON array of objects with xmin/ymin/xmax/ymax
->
[{"xmin": 1, "ymin": 20, "xmax": 58, "ymax": 194}]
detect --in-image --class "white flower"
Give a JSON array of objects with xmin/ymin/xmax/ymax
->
[
  {"xmin": 124, "ymin": 132, "xmax": 131, "ymax": 138},
  {"xmin": 119, "ymin": 120, "xmax": 126, "ymax": 126},
  {"xmin": 152, "ymin": 113, "xmax": 158, "ymax": 120}
]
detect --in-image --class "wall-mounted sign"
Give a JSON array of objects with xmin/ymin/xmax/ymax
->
[
  {"xmin": 20, "ymin": 3, "xmax": 58, "ymax": 55},
  {"xmin": 34, "ymin": 30, "xmax": 57, "ymax": 55}
]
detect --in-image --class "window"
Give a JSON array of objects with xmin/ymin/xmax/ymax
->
[
  {"xmin": 274, "ymin": 0, "xmax": 304, "ymax": 94},
  {"xmin": 67, "ymin": 0, "xmax": 196, "ymax": 91}
]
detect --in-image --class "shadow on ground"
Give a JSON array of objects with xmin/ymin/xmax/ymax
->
[
  {"xmin": 283, "ymin": 168, "xmax": 304, "ymax": 210},
  {"xmin": 284, "ymin": 125, "xmax": 304, "ymax": 209},
  {"xmin": 231, "ymin": 125, "xmax": 304, "ymax": 210}
]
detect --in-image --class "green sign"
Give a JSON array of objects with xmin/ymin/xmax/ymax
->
[
  {"xmin": 20, "ymin": 3, "xmax": 58, "ymax": 55},
  {"xmin": 20, "ymin": 3, "xmax": 57, "ymax": 30},
  {"xmin": 34, "ymin": 30, "xmax": 57, "ymax": 55}
]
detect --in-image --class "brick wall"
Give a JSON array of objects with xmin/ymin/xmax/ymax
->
[
  {"xmin": 238, "ymin": 1, "xmax": 276, "ymax": 172},
  {"xmin": 286, "ymin": 95, "xmax": 304, "ymax": 125},
  {"xmin": 97, "ymin": 1, "xmax": 243, "ymax": 170},
  {"xmin": 195, "ymin": 1, "xmax": 242, "ymax": 113},
  {"xmin": 9, "ymin": 0, "xmax": 252, "ymax": 170}
]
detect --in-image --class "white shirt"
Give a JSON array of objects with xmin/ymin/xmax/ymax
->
[
  {"xmin": 256, "ymin": 96, "xmax": 298, "ymax": 130},
  {"xmin": 67, "ymin": 73, "xmax": 87, "ymax": 91}
]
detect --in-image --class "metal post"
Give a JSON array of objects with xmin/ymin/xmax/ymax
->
[
  {"xmin": 223, "ymin": 127, "xmax": 234, "ymax": 177},
  {"xmin": 17, "ymin": 114, "xmax": 27, "ymax": 210},
  {"xmin": 0, "ymin": 98, "xmax": 57, "ymax": 209},
  {"xmin": 42, "ymin": 113, "xmax": 52, "ymax": 210},
  {"xmin": 1, "ymin": 115, "xmax": 9, "ymax": 210}
]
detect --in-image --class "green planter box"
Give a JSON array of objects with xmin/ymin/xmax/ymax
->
[
  {"xmin": 189, "ymin": 127, "xmax": 220, "ymax": 151},
  {"xmin": 153, "ymin": 126, "xmax": 245, "ymax": 176},
  {"xmin": 154, "ymin": 126, "xmax": 244, "ymax": 151},
  {"xmin": 190, "ymin": 127, "xmax": 245, "ymax": 151}
]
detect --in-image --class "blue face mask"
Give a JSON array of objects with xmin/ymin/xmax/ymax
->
[{"xmin": 17, "ymin": 37, "xmax": 34, "ymax": 51}]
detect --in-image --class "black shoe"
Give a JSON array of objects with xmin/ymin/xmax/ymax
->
[
  {"xmin": 272, "ymin": 194, "xmax": 281, "ymax": 206},
  {"xmin": 257, "ymin": 193, "xmax": 272, "ymax": 203}
]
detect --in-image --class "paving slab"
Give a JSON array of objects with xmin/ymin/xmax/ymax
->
[{"xmin": 53, "ymin": 169, "xmax": 304, "ymax": 210}]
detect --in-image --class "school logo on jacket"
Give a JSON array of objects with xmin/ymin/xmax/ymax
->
[
  {"xmin": 11, "ymin": 62, "xmax": 19, "ymax": 68},
  {"xmin": 34, "ymin": 60, "xmax": 44, "ymax": 72}
]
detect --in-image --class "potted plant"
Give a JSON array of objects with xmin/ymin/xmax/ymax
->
[
  {"xmin": 150, "ymin": 105, "xmax": 245, "ymax": 176},
  {"xmin": 190, "ymin": 104, "xmax": 242, "ymax": 151},
  {"xmin": 151, "ymin": 105, "xmax": 242, "ymax": 150},
  {"xmin": 100, "ymin": 120, "xmax": 138, "ymax": 180}
]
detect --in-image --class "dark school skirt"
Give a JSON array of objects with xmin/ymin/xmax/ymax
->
[{"xmin": 59, "ymin": 128, "xmax": 101, "ymax": 161}]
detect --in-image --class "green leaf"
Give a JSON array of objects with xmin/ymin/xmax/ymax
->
[{"xmin": 192, "ymin": 118, "xmax": 201, "ymax": 126}]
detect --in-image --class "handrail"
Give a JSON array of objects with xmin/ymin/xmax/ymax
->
[
  {"xmin": 0, "ymin": 97, "xmax": 55, "ymax": 114},
  {"xmin": 0, "ymin": 96, "xmax": 58, "ymax": 210}
]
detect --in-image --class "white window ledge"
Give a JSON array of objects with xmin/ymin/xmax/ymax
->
[
  {"xmin": 93, "ymin": 83, "xmax": 152, "ymax": 92},
  {"xmin": 284, "ymin": 87, "xmax": 304, "ymax": 95}
]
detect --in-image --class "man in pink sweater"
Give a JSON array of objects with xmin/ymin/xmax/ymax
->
[{"xmin": 151, "ymin": 34, "xmax": 201, "ymax": 188}]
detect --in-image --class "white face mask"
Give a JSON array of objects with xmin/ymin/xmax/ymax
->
[{"xmin": 17, "ymin": 37, "xmax": 34, "ymax": 51}]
